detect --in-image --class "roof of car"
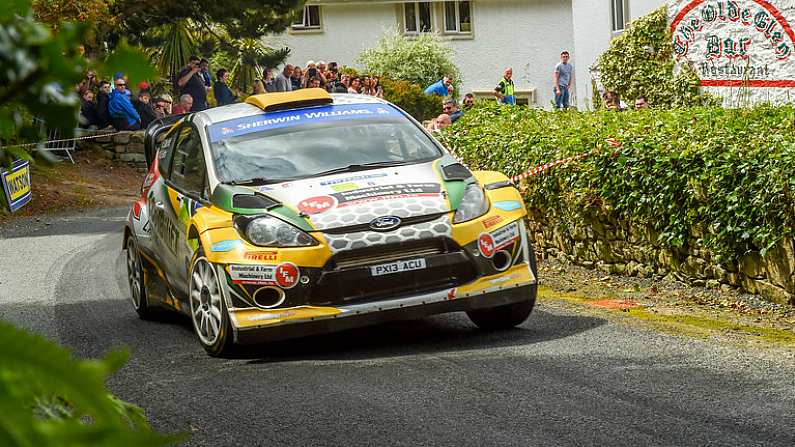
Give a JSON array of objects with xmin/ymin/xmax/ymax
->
[{"xmin": 195, "ymin": 93, "xmax": 389, "ymax": 127}]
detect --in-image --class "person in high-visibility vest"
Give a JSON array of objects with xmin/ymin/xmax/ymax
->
[{"xmin": 494, "ymin": 67, "xmax": 516, "ymax": 105}]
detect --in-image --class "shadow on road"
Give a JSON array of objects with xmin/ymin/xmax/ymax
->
[
  {"xmin": 235, "ymin": 308, "xmax": 606, "ymax": 363},
  {"xmin": 1, "ymin": 297, "xmax": 606, "ymax": 365}
]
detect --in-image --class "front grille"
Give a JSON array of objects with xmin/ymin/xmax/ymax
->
[
  {"xmin": 331, "ymin": 238, "xmax": 447, "ymax": 270},
  {"xmin": 309, "ymin": 238, "xmax": 478, "ymax": 306}
]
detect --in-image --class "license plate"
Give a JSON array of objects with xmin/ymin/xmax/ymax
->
[{"xmin": 370, "ymin": 258, "xmax": 427, "ymax": 276}]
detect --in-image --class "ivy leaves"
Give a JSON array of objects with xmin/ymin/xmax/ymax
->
[
  {"xmin": 596, "ymin": 7, "xmax": 717, "ymax": 109},
  {"xmin": 445, "ymin": 103, "xmax": 795, "ymax": 263}
]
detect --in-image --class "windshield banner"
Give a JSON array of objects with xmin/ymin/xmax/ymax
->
[{"xmin": 208, "ymin": 103, "xmax": 402, "ymax": 142}]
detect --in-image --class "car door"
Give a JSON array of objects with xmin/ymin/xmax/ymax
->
[{"xmin": 163, "ymin": 124, "xmax": 209, "ymax": 295}]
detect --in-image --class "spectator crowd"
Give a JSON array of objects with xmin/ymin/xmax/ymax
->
[
  {"xmin": 77, "ymin": 57, "xmax": 388, "ymax": 131},
  {"xmin": 77, "ymin": 50, "xmax": 647, "ymax": 132}
]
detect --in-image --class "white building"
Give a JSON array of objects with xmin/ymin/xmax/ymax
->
[{"xmin": 277, "ymin": 0, "xmax": 663, "ymax": 109}]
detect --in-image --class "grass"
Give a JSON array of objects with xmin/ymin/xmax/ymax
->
[{"xmin": 539, "ymin": 285, "xmax": 795, "ymax": 347}]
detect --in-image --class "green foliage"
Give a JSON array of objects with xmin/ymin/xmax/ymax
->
[
  {"xmin": 381, "ymin": 78, "xmax": 443, "ymax": 122},
  {"xmin": 596, "ymin": 7, "xmax": 717, "ymax": 109},
  {"xmin": 152, "ymin": 21, "xmax": 198, "ymax": 82},
  {"xmin": 445, "ymin": 104, "xmax": 795, "ymax": 263},
  {"xmin": 358, "ymin": 30, "xmax": 461, "ymax": 92},
  {"xmin": 98, "ymin": 41, "xmax": 159, "ymax": 88},
  {"xmin": 0, "ymin": 0, "xmax": 156, "ymax": 167},
  {"xmin": 0, "ymin": 4, "xmax": 86, "ymax": 165},
  {"xmin": 0, "ymin": 321, "xmax": 181, "ymax": 446},
  {"xmin": 113, "ymin": 0, "xmax": 305, "ymax": 40},
  {"xmin": 230, "ymin": 39, "xmax": 290, "ymax": 94}
]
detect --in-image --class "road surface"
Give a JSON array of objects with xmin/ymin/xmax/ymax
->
[{"xmin": 1, "ymin": 208, "xmax": 794, "ymax": 446}]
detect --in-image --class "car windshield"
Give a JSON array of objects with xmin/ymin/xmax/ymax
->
[{"xmin": 209, "ymin": 118, "xmax": 443, "ymax": 184}]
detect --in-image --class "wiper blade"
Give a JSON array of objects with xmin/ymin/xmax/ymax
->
[
  {"xmin": 312, "ymin": 161, "xmax": 409, "ymax": 177},
  {"xmin": 227, "ymin": 177, "xmax": 292, "ymax": 186}
]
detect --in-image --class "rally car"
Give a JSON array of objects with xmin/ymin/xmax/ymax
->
[{"xmin": 124, "ymin": 88, "xmax": 537, "ymax": 356}]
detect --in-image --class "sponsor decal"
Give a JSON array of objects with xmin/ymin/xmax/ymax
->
[
  {"xmin": 669, "ymin": 0, "xmax": 795, "ymax": 105},
  {"xmin": 0, "ymin": 160, "xmax": 32, "ymax": 212},
  {"xmin": 132, "ymin": 201, "xmax": 143, "ymax": 220},
  {"xmin": 248, "ymin": 311, "xmax": 296, "ymax": 322},
  {"xmin": 478, "ymin": 233, "xmax": 496, "ymax": 258},
  {"xmin": 244, "ymin": 251, "xmax": 278, "ymax": 261},
  {"xmin": 319, "ymin": 172, "xmax": 389, "ymax": 186},
  {"xmin": 229, "ymin": 262, "xmax": 299, "ymax": 287},
  {"xmin": 229, "ymin": 264, "xmax": 276, "ymax": 285},
  {"xmin": 211, "ymin": 240, "xmax": 242, "ymax": 252},
  {"xmin": 492, "ymin": 222, "xmax": 521, "ymax": 250},
  {"xmin": 332, "ymin": 183, "xmax": 441, "ymax": 208},
  {"xmin": 208, "ymin": 104, "xmax": 402, "ymax": 142},
  {"xmin": 478, "ymin": 222, "xmax": 520, "ymax": 258},
  {"xmin": 331, "ymin": 182, "xmax": 359, "ymax": 192},
  {"xmin": 490, "ymin": 274, "xmax": 519, "ymax": 285},
  {"xmin": 482, "ymin": 215, "xmax": 504, "ymax": 229},
  {"xmin": 150, "ymin": 196, "xmax": 180, "ymax": 254},
  {"xmin": 493, "ymin": 200, "xmax": 522, "ymax": 211},
  {"xmin": 275, "ymin": 263, "xmax": 299, "ymax": 289},
  {"xmin": 298, "ymin": 195, "xmax": 337, "ymax": 214}
]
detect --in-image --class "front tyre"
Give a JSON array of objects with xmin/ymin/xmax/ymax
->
[
  {"xmin": 467, "ymin": 243, "xmax": 538, "ymax": 330},
  {"xmin": 125, "ymin": 235, "xmax": 154, "ymax": 319},
  {"xmin": 466, "ymin": 297, "xmax": 535, "ymax": 330},
  {"xmin": 189, "ymin": 250, "xmax": 234, "ymax": 356}
]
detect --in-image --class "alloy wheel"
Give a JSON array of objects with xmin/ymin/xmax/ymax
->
[{"xmin": 189, "ymin": 258, "xmax": 224, "ymax": 346}]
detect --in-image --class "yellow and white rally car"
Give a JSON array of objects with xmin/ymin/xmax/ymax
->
[{"xmin": 124, "ymin": 89, "xmax": 537, "ymax": 356}]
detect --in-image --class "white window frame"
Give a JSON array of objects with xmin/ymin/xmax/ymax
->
[
  {"xmin": 443, "ymin": 1, "xmax": 472, "ymax": 34},
  {"xmin": 403, "ymin": 2, "xmax": 433, "ymax": 34},
  {"xmin": 610, "ymin": 0, "xmax": 629, "ymax": 33},
  {"xmin": 291, "ymin": 5, "xmax": 322, "ymax": 31}
]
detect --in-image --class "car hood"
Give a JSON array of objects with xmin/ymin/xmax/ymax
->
[{"xmin": 245, "ymin": 161, "xmax": 452, "ymax": 231}]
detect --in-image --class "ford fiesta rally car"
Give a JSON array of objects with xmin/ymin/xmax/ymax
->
[{"xmin": 124, "ymin": 89, "xmax": 537, "ymax": 356}]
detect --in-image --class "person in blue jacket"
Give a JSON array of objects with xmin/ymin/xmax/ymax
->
[
  {"xmin": 424, "ymin": 76, "xmax": 453, "ymax": 97},
  {"xmin": 108, "ymin": 77, "xmax": 141, "ymax": 130}
]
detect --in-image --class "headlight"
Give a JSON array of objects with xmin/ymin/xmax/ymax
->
[
  {"xmin": 453, "ymin": 183, "xmax": 489, "ymax": 223},
  {"xmin": 243, "ymin": 216, "xmax": 317, "ymax": 247}
]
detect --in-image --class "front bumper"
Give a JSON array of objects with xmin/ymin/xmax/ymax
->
[{"xmin": 229, "ymin": 263, "xmax": 536, "ymax": 344}]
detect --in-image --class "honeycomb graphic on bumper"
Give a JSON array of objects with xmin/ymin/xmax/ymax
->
[
  {"xmin": 324, "ymin": 215, "xmax": 452, "ymax": 253},
  {"xmin": 309, "ymin": 196, "xmax": 448, "ymax": 231}
]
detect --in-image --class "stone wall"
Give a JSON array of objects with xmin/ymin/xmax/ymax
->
[
  {"xmin": 527, "ymin": 210, "xmax": 795, "ymax": 305},
  {"xmin": 77, "ymin": 130, "xmax": 147, "ymax": 172}
]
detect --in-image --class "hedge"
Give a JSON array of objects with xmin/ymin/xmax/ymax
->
[
  {"xmin": 596, "ymin": 7, "xmax": 716, "ymax": 109},
  {"xmin": 443, "ymin": 104, "xmax": 795, "ymax": 263},
  {"xmin": 340, "ymin": 67, "xmax": 442, "ymax": 122}
]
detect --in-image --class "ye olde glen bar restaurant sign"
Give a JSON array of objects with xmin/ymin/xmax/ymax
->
[{"xmin": 669, "ymin": 0, "xmax": 795, "ymax": 105}]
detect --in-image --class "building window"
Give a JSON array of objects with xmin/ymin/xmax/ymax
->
[
  {"xmin": 610, "ymin": 0, "xmax": 629, "ymax": 32},
  {"xmin": 292, "ymin": 5, "xmax": 321, "ymax": 30},
  {"xmin": 444, "ymin": 1, "xmax": 472, "ymax": 33},
  {"xmin": 404, "ymin": 2, "xmax": 433, "ymax": 33}
]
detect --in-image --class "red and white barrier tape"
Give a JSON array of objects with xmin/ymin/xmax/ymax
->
[
  {"xmin": 5, "ymin": 130, "xmax": 125, "ymax": 150},
  {"xmin": 510, "ymin": 138, "xmax": 622, "ymax": 183}
]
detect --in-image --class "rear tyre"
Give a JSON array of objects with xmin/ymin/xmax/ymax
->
[
  {"xmin": 467, "ymin": 242, "xmax": 538, "ymax": 330},
  {"xmin": 125, "ymin": 235, "xmax": 154, "ymax": 320},
  {"xmin": 189, "ymin": 249, "xmax": 235, "ymax": 357}
]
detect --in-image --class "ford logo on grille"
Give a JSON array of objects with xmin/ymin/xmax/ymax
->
[{"xmin": 369, "ymin": 216, "xmax": 402, "ymax": 232}]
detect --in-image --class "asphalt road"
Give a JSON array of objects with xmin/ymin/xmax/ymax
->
[{"xmin": 2, "ymin": 208, "xmax": 794, "ymax": 446}]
